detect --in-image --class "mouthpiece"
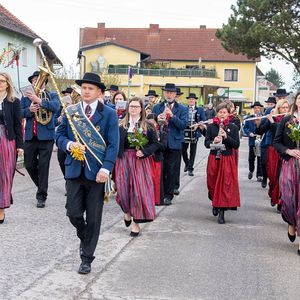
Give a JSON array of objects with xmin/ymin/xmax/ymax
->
[{"xmin": 33, "ymin": 38, "xmax": 43, "ymax": 47}]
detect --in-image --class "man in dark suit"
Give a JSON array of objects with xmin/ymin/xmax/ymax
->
[
  {"xmin": 182, "ymin": 93, "xmax": 206, "ymax": 176},
  {"xmin": 152, "ymin": 83, "xmax": 188, "ymax": 205},
  {"xmin": 56, "ymin": 72, "xmax": 119, "ymax": 274},
  {"xmin": 21, "ymin": 71, "xmax": 60, "ymax": 208}
]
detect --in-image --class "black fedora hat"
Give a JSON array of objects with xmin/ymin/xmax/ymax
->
[
  {"xmin": 250, "ymin": 101, "xmax": 264, "ymax": 108},
  {"xmin": 273, "ymin": 88, "xmax": 290, "ymax": 97},
  {"xmin": 176, "ymin": 87, "xmax": 183, "ymax": 96},
  {"xmin": 61, "ymin": 87, "xmax": 73, "ymax": 94},
  {"xmin": 162, "ymin": 83, "xmax": 176, "ymax": 92},
  {"xmin": 145, "ymin": 90, "xmax": 159, "ymax": 97},
  {"xmin": 265, "ymin": 96, "xmax": 276, "ymax": 104},
  {"xmin": 108, "ymin": 84, "xmax": 119, "ymax": 91},
  {"xmin": 186, "ymin": 92, "xmax": 198, "ymax": 100},
  {"xmin": 28, "ymin": 70, "xmax": 48, "ymax": 84},
  {"xmin": 75, "ymin": 73, "xmax": 106, "ymax": 91}
]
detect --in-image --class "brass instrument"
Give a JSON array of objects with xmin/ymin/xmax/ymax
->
[
  {"xmin": 33, "ymin": 66, "xmax": 53, "ymax": 125},
  {"xmin": 33, "ymin": 38, "xmax": 85, "ymax": 162},
  {"xmin": 70, "ymin": 84, "xmax": 81, "ymax": 104}
]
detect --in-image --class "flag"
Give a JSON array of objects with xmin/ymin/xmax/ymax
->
[
  {"xmin": 128, "ymin": 66, "xmax": 133, "ymax": 80},
  {"xmin": 197, "ymin": 95, "xmax": 204, "ymax": 106}
]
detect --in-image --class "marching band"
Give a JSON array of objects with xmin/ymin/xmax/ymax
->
[{"xmin": 1, "ymin": 59, "xmax": 300, "ymax": 275}]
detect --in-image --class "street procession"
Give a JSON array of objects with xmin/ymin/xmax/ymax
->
[{"xmin": 1, "ymin": 1, "xmax": 300, "ymax": 299}]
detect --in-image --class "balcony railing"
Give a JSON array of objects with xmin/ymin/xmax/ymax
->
[{"xmin": 107, "ymin": 66, "xmax": 217, "ymax": 78}]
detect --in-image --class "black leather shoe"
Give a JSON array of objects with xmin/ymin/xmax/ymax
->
[
  {"xmin": 184, "ymin": 165, "xmax": 188, "ymax": 172},
  {"xmin": 163, "ymin": 198, "xmax": 172, "ymax": 206},
  {"xmin": 124, "ymin": 218, "xmax": 132, "ymax": 227},
  {"xmin": 78, "ymin": 261, "xmax": 91, "ymax": 274},
  {"xmin": 248, "ymin": 172, "xmax": 253, "ymax": 180},
  {"xmin": 297, "ymin": 249, "xmax": 300, "ymax": 256},
  {"xmin": 218, "ymin": 209, "xmax": 225, "ymax": 224},
  {"xmin": 261, "ymin": 180, "xmax": 267, "ymax": 188},
  {"xmin": 270, "ymin": 200, "xmax": 276, "ymax": 207},
  {"xmin": 0, "ymin": 214, "xmax": 5, "ymax": 224},
  {"xmin": 212, "ymin": 207, "xmax": 219, "ymax": 217},
  {"xmin": 188, "ymin": 171, "xmax": 194, "ymax": 176},
  {"xmin": 277, "ymin": 204, "xmax": 282, "ymax": 213},
  {"xmin": 257, "ymin": 176, "xmax": 263, "ymax": 182},
  {"xmin": 288, "ymin": 232, "xmax": 296, "ymax": 243},
  {"xmin": 173, "ymin": 189, "xmax": 180, "ymax": 196},
  {"xmin": 36, "ymin": 200, "xmax": 45, "ymax": 208},
  {"xmin": 130, "ymin": 231, "xmax": 140, "ymax": 237}
]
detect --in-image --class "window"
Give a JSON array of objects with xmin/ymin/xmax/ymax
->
[
  {"xmin": 22, "ymin": 47, "xmax": 27, "ymax": 66},
  {"xmin": 224, "ymin": 69, "xmax": 238, "ymax": 81}
]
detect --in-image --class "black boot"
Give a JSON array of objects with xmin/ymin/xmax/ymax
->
[{"xmin": 218, "ymin": 209, "xmax": 225, "ymax": 224}]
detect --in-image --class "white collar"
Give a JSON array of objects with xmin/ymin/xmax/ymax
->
[{"xmin": 0, "ymin": 92, "xmax": 7, "ymax": 103}]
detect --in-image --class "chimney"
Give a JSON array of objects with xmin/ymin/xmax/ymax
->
[
  {"xmin": 200, "ymin": 25, "xmax": 206, "ymax": 29},
  {"xmin": 97, "ymin": 22, "xmax": 105, "ymax": 41},
  {"xmin": 149, "ymin": 24, "xmax": 159, "ymax": 35}
]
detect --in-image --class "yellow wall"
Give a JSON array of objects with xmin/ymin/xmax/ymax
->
[{"xmin": 83, "ymin": 44, "xmax": 140, "ymax": 72}]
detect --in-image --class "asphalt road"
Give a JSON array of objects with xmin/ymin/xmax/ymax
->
[{"xmin": 1, "ymin": 139, "xmax": 300, "ymax": 300}]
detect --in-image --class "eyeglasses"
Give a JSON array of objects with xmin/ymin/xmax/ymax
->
[
  {"xmin": 0, "ymin": 80, "xmax": 7, "ymax": 84},
  {"xmin": 129, "ymin": 105, "xmax": 141, "ymax": 109}
]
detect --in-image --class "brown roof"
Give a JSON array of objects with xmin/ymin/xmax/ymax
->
[
  {"xmin": 80, "ymin": 23, "xmax": 258, "ymax": 62},
  {"xmin": 0, "ymin": 4, "xmax": 62, "ymax": 65}
]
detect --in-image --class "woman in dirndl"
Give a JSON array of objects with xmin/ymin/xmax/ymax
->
[
  {"xmin": 0, "ymin": 72, "xmax": 23, "ymax": 224},
  {"xmin": 257, "ymin": 99, "xmax": 289, "ymax": 211},
  {"xmin": 273, "ymin": 92, "xmax": 300, "ymax": 256},
  {"xmin": 115, "ymin": 97, "xmax": 159, "ymax": 236},
  {"xmin": 205, "ymin": 102, "xmax": 240, "ymax": 224}
]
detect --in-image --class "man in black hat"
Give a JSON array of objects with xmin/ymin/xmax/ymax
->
[
  {"xmin": 273, "ymin": 88, "xmax": 290, "ymax": 102},
  {"xmin": 152, "ymin": 83, "xmax": 188, "ymax": 205},
  {"xmin": 108, "ymin": 84, "xmax": 119, "ymax": 102},
  {"xmin": 21, "ymin": 70, "xmax": 60, "ymax": 208},
  {"xmin": 242, "ymin": 101, "xmax": 263, "ymax": 182},
  {"xmin": 181, "ymin": 93, "xmax": 206, "ymax": 176},
  {"xmin": 145, "ymin": 89, "xmax": 159, "ymax": 108},
  {"xmin": 56, "ymin": 72, "xmax": 119, "ymax": 274}
]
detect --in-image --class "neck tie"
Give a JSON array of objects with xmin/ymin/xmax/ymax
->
[{"xmin": 85, "ymin": 104, "xmax": 92, "ymax": 118}]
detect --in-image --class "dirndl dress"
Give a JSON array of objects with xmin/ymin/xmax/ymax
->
[
  {"xmin": 0, "ymin": 124, "xmax": 16, "ymax": 208},
  {"xmin": 115, "ymin": 149, "xmax": 156, "ymax": 223}
]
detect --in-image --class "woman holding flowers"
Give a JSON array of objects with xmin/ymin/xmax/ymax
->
[
  {"xmin": 274, "ymin": 92, "xmax": 300, "ymax": 255},
  {"xmin": 115, "ymin": 97, "xmax": 159, "ymax": 236}
]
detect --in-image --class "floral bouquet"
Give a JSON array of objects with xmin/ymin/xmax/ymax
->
[
  {"xmin": 287, "ymin": 118, "xmax": 300, "ymax": 147},
  {"xmin": 128, "ymin": 127, "xmax": 148, "ymax": 150}
]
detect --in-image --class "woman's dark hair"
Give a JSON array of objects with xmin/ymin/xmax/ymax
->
[
  {"xmin": 291, "ymin": 91, "xmax": 300, "ymax": 115},
  {"xmin": 216, "ymin": 102, "xmax": 230, "ymax": 113}
]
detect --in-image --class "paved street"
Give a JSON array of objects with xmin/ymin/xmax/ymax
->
[{"xmin": 1, "ymin": 138, "xmax": 300, "ymax": 300}]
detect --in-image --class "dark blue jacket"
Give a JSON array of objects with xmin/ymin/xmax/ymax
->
[
  {"xmin": 193, "ymin": 106, "xmax": 206, "ymax": 139},
  {"xmin": 258, "ymin": 107, "xmax": 272, "ymax": 148},
  {"xmin": 152, "ymin": 101, "xmax": 188, "ymax": 150},
  {"xmin": 242, "ymin": 117, "xmax": 258, "ymax": 146},
  {"xmin": 21, "ymin": 91, "xmax": 60, "ymax": 140},
  {"xmin": 55, "ymin": 101, "xmax": 119, "ymax": 181}
]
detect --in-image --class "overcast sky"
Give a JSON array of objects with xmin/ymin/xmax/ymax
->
[{"xmin": 0, "ymin": 0, "xmax": 294, "ymax": 89}]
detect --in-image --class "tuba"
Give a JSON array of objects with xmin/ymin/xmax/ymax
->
[{"xmin": 33, "ymin": 66, "xmax": 54, "ymax": 125}]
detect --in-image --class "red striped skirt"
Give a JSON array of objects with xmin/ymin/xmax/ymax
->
[
  {"xmin": 0, "ymin": 125, "xmax": 16, "ymax": 208},
  {"xmin": 279, "ymin": 158, "xmax": 300, "ymax": 235},
  {"xmin": 207, "ymin": 154, "xmax": 240, "ymax": 208},
  {"xmin": 266, "ymin": 146, "xmax": 281, "ymax": 204},
  {"xmin": 115, "ymin": 149, "xmax": 156, "ymax": 223},
  {"xmin": 150, "ymin": 159, "xmax": 162, "ymax": 206}
]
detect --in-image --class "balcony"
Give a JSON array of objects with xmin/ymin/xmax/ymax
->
[{"xmin": 106, "ymin": 65, "xmax": 217, "ymax": 78}]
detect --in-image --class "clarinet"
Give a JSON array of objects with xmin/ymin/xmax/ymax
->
[{"xmin": 215, "ymin": 118, "xmax": 224, "ymax": 161}]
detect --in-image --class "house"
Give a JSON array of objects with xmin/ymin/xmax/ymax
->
[
  {"xmin": 0, "ymin": 4, "xmax": 62, "ymax": 92},
  {"xmin": 79, "ymin": 23, "xmax": 260, "ymax": 110}
]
